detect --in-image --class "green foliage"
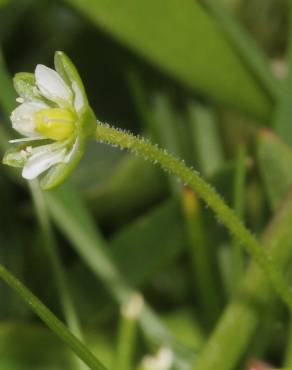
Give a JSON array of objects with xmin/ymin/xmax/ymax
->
[
  {"xmin": 0, "ymin": 1, "xmax": 291, "ymax": 369},
  {"xmin": 110, "ymin": 200, "xmax": 184, "ymax": 286},
  {"xmin": 65, "ymin": 0, "xmax": 272, "ymax": 119}
]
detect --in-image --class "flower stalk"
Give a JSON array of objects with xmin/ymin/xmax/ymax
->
[
  {"xmin": 113, "ymin": 293, "xmax": 144, "ymax": 370},
  {"xmin": 95, "ymin": 122, "xmax": 292, "ymax": 311}
]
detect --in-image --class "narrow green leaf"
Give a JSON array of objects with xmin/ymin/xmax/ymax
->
[
  {"xmin": 182, "ymin": 188, "xmax": 223, "ymax": 329},
  {"xmin": 187, "ymin": 102, "xmax": 224, "ymax": 177},
  {"xmin": 110, "ymin": 200, "xmax": 184, "ymax": 286},
  {"xmin": 29, "ymin": 180, "xmax": 86, "ymax": 370},
  {"xmin": 0, "ymin": 264, "xmax": 107, "ymax": 370},
  {"xmin": 87, "ymin": 153, "xmax": 167, "ymax": 226},
  {"xmin": 199, "ymin": 0, "xmax": 280, "ymax": 99}
]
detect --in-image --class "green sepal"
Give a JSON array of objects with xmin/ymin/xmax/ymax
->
[
  {"xmin": 54, "ymin": 51, "xmax": 96, "ymax": 138},
  {"xmin": 3, "ymin": 145, "xmax": 26, "ymax": 168},
  {"xmin": 40, "ymin": 103, "xmax": 96, "ymax": 190},
  {"xmin": 54, "ymin": 51, "xmax": 89, "ymax": 107},
  {"xmin": 3, "ymin": 139, "xmax": 51, "ymax": 168},
  {"xmin": 77, "ymin": 106, "xmax": 97, "ymax": 140},
  {"xmin": 40, "ymin": 137, "xmax": 85, "ymax": 190},
  {"xmin": 13, "ymin": 72, "xmax": 41, "ymax": 102}
]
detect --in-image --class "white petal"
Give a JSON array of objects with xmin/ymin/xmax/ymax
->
[
  {"xmin": 11, "ymin": 101, "xmax": 48, "ymax": 138},
  {"xmin": 35, "ymin": 64, "xmax": 72, "ymax": 105},
  {"xmin": 72, "ymin": 81, "xmax": 84, "ymax": 112},
  {"xmin": 22, "ymin": 144, "xmax": 66, "ymax": 180}
]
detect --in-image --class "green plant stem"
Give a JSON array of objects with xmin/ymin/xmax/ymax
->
[
  {"xmin": 114, "ymin": 317, "xmax": 137, "ymax": 370},
  {"xmin": 29, "ymin": 179, "xmax": 87, "ymax": 370},
  {"xmin": 0, "ymin": 263, "xmax": 107, "ymax": 370},
  {"xmin": 95, "ymin": 122, "xmax": 292, "ymax": 311},
  {"xmin": 113, "ymin": 295, "xmax": 141, "ymax": 370}
]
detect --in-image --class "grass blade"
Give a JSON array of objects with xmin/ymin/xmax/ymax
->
[
  {"xmin": 0, "ymin": 264, "xmax": 107, "ymax": 370},
  {"xmin": 64, "ymin": 0, "xmax": 271, "ymax": 119},
  {"xmin": 199, "ymin": 0, "xmax": 280, "ymax": 100}
]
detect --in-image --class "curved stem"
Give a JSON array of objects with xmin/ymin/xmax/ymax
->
[
  {"xmin": 0, "ymin": 264, "xmax": 106, "ymax": 370},
  {"xmin": 95, "ymin": 122, "xmax": 292, "ymax": 310}
]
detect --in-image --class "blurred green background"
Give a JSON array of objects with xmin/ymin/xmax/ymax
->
[{"xmin": 0, "ymin": 0, "xmax": 292, "ymax": 369}]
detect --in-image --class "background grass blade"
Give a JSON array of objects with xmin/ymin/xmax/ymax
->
[
  {"xmin": 199, "ymin": 0, "xmax": 280, "ymax": 99},
  {"xmin": 46, "ymin": 184, "xmax": 197, "ymax": 368},
  {"xmin": 0, "ymin": 264, "xmax": 107, "ymax": 370},
  {"xmin": 29, "ymin": 179, "xmax": 87, "ymax": 370},
  {"xmin": 64, "ymin": 0, "xmax": 272, "ymax": 119}
]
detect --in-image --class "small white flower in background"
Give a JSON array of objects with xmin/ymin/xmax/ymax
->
[
  {"xmin": 3, "ymin": 51, "xmax": 96, "ymax": 190},
  {"xmin": 121, "ymin": 292, "xmax": 144, "ymax": 320},
  {"xmin": 141, "ymin": 347, "xmax": 174, "ymax": 370}
]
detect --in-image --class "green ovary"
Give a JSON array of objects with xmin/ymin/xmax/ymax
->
[{"xmin": 35, "ymin": 108, "xmax": 75, "ymax": 141}]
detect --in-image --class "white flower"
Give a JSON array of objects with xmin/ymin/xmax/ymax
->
[
  {"xmin": 3, "ymin": 51, "xmax": 96, "ymax": 190},
  {"xmin": 9, "ymin": 65, "xmax": 81, "ymax": 180}
]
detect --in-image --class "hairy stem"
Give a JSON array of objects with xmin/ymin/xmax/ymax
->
[{"xmin": 95, "ymin": 122, "xmax": 292, "ymax": 310}]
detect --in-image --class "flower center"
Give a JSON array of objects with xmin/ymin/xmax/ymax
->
[{"xmin": 34, "ymin": 108, "xmax": 75, "ymax": 141}]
